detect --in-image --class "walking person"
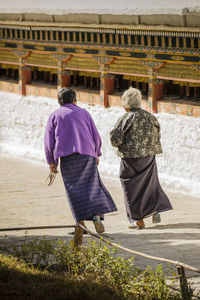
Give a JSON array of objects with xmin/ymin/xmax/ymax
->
[
  {"xmin": 44, "ymin": 87, "xmax": 117, "ymax": 233},
  {"xmin": 110, "ymin": 88, "xmax": 172, "ymax": 229}
]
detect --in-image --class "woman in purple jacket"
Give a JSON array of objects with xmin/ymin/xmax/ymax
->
[{"xmin": 44, "ymin": 87, "xmax": 117, "ymax": 233}]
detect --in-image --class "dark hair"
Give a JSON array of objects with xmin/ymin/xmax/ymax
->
[{"xmin": 58, "ymin": 87, "xmax": 76, "ymax": 105}]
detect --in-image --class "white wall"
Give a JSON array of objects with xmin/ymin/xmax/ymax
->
[
  {"xmin": 1, "ymin": 0, "xmax": 200, "ymax": 15},
  {"xmin": 0, "ymin": 91, "xmax": 199, "ymax": 196}
]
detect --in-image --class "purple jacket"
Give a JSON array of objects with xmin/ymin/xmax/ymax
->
[{"xmin": 44, "ymin": 103, "xmax": 102, "ymax": 165}]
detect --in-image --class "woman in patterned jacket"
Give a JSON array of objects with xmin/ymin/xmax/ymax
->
[{"xmin": 110, "ymin": 88, "xmax": 172, "ymax": 229}]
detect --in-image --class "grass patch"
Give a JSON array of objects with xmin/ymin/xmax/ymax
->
[
  {"xmin": 0, "ymin": 253, "xmax": 123, "ymax": 300},
  {"xmin": 0, "ymin": 238, "xmax": 185, "ymax": 299}
]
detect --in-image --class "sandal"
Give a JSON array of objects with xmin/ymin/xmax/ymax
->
[
  {"xmin": 152, "ymin": 213, "xmax": 161, "ymax": 224},
  {"xmin": 93, "ymin": 216, "xmax": 105, "ymax": 233},
  {"xmin": 136, "ymin": 220, "xmax": 145, "ymax": 229},
  {"xmin": 129, "ymin": 220, "xmax": 145, "ymax": 229},
  {"xmin": 129, "ymin": 223, "xmax": 137, "ymax": 229}
]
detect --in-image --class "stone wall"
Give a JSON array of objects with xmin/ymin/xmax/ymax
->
[
  {"xmin": 157, "ymin": 100, "xmax": 200, "ymax": 118},
  {"xmin": 1, "ymin": 82, "xmax": 199, "ymax": 117},
  {"xmin": 0, "ymin": 80, "xmax": 20, "ymax": 94}
]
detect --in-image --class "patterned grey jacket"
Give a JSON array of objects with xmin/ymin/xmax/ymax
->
[{"xmin": 110, "ymin": 108, "xmax": 162, "ymax": 158}]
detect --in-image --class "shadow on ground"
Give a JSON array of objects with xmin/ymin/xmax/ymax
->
[
  {"xmin": 147, "ymin": 223, "xmax": 200, "ymax": 230},
  {"xmin": 0, "ymin": 223, "xmax": 200, "ymax": 279}
]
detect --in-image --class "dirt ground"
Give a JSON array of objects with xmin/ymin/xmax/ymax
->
[{"xmin": 0, "ymin": 155, "xmax": 200, "ymax": 292}]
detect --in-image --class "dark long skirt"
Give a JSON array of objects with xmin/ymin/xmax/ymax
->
[
  {"xmin": 120, "ymin": 156, "xmax": 172, "ymax": 222},
  {"xmin": 60, "ymin": 153, "xmax": 117, "ymax": 222}
]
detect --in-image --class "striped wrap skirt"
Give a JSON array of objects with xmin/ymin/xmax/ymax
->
[
  {"xmin": 120, "ymin": 155, "xmax": 172, "ymax": 222},
  {"xmin": 60, "ymin": 153, "xmax": 117, "ymax": 222}
]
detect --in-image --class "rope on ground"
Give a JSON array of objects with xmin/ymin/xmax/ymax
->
[
  {"xmin": 77, "ymin": 223, "xmax": 200, "ymax": 274},
  {"xmin": 0, "ymin": 223, "xmax": 199, "ymax": 273},
  {"xmin": 0, "ymin": 225, "xmax": 75, "ymax": 232}
]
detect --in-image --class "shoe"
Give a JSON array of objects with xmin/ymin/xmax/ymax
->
[
  {"xmin": 129, "ymin": 220, "xmax": 145, "ymax": 230},
  {"xmin": 93, "ymin": 216, "xmax": 105, "ymax": 233},
  {"xmin": 128, "ymin": 223, "xmax": 137, "ymax": 229},
  {"xmin": 129, "ymin": 222, "xmax": 137, "ymax": 229},
  {"xmin": 152, "ymin": 213, "xmax": 161, "ymax": 224},
  {"xmin": 136, "ymin": 220, "xmax": 145, "ymax": 229}
]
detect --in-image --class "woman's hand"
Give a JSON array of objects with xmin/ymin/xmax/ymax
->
[
  {"xmin": 49, "ymin": 163, "xmax": 58, "ymax": 174},
  {"xmin": 97, "ymin": 157, "xmax": 100, "ymax": 166}
]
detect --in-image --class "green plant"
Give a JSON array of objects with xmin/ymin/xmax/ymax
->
[{"xmin": 0, "ymin": 238, "xmax": 184, "ymax": 299}]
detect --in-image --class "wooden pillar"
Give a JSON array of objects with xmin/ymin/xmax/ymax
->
[
  {"xmin": 57, "ymin": 60, "xmax": 71, "ymax": 90},
  {"xmin": 61, "ymin": 71, "xmax": 71, "ymax": 89},
  {"xmin": 73, "ymin": 73, "xmax": 78, "ymax": 86},
  {"xmin": 19, "ymin": 64, "xmax": 32, "ymax": 96},
  {"xmin": 115, "ymin": 77, "xmax": 120, "ymax": 90},
  {"xmin": 154, "ymin": 80, "xmax": 164, "ymax": 101},
  {"xmin": 16, "ymin": 47, "xmax": 32, "ymax": 96},
  {"xmin": 177, "ymin": 266, "xmax": 192, "ymax": 300},
  {"xmin": 194, "ymin": 86, "xmax": 199, "ymax": 97},
  {"xmin": 148, "ymin": 68, "xmax": 154, "ymax": 112},
  {"xmin": 100, "ymin": 73, "xmax": 115, "ymax": 107},
  {"xmin": 57, "ymin": 61, "xmax": 62, "ymax": 90},
  {"xmin": 148, "ymin": 79, "xmax": 163, "ymax": 113},
  {"xmin": 43, "ymin": 71, "xmax": 48, "ymax": 81},
  {"xmin": 5, "ymin": 68, "xmax": 9, "ymax": 78},
  {"xmin": 148, "ymin": 68, "xmax": 163, "ymax": 113},
  {"xmin": 33, "ymin": 70, "xmax": 37, "ymax": 80},
  {"xmin": 179, "ymin": 85, "xmax": 185, "ymax": 98},
  {"xmin": 97, "ymin": 77, "xmax": 100, "ymax": 90},
  {"xmin": 186, "ymin": 86, "xmax": 190, "ymax": 97},
  {"xmin": 135, "ymin": 81, "xmax": 140, "ymax": 89},
  {"xmin": 49, "ymin": 72, "xmax": 54, "ymax": 82},
  {"xmin": 11, "ymin": 68, "xmax": 15, "ymax": 79},
  {"xmin": 100, "ymin": 72, "xmax": 105, "ymax": 106},
  {"xmin": 84, "ymin": 76, "xmax": 87, "ymax": 88},
  {"xmin": 90, "ymin": 77, "xmax": 94, "ymax": 88}
]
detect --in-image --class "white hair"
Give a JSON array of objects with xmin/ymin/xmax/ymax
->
[{"xmin": 122, "ymin": 88, "xmax": 142, "ymax": 109}]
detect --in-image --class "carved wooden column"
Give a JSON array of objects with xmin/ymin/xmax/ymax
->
[
  {"xmin": 186, "ymin": 85, "xmax": 190, "ymax": 97},
  {"xmin": 148, "ymin": 71, "xmax": 164, "ymax": 113},
  {"xmin": 57, "ymin": 61, "xmax": 64, "ymax": 91},
  {"xmin": 14, "ymin": 48, "xmax": 32, "ymax": 96},
  {"xmin": 18, "ymin": 61, "xmax": 25, "ymax": 95},
  {"xmin": 101, "ymin": 74, "xmax": 115, "ymax": 107},
  {"xmin": 148, "ymin": 68, "xmax": 157, "ymax": 112},
  {"xmin": 58, "ymin": 68, "xmax": 71, "ymax": 90},
  {"xmin": 142, "ymin": 57, "xmax": 166, "ymax": 113},
  {"xmin": 194, "ymin": 86, "xmax": 199, "ymax": 97},
  {"xmin": 20, "ymin": 66, "xmax": 32, "ymax": 95},
  {"xmin": 100, "ymin": 71, "xmax": 105, "ymax": 105},
  {"xmin": 97, "ymin": 55, "xmax": 116, "ymax": 107},
  {"xmin": 154, "ymin": 79, "xmax": 164, "ymax": 101},
  {"xmin": 57, "ymin": 59, "xmax": 71, "ymax": 90},
  {"xmin": 51, "ymin": 50, "xmax": 72, "ymax": 91},
  {"xmin": 61, "ymin": 71, "xmax": 71, "ymax": 88}
]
